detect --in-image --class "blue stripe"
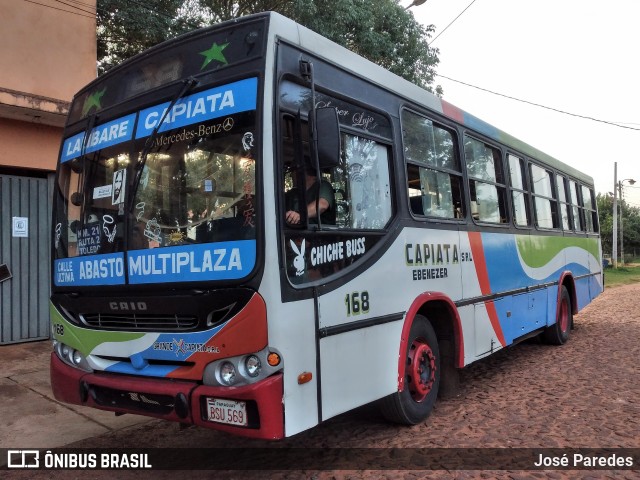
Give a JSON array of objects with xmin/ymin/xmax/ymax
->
[{"xmin": 135, "ymin": 78, "xmax": 257, "ymax": 138}]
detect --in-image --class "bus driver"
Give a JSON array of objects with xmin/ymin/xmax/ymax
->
[{"xmin": 285, "ymin": 167, "xmax": 335, "ymax": 225}]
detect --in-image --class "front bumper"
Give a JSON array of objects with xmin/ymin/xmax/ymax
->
[{"xmin": 50, "ymin": 352, "xmax": 284, "ymax": 439}]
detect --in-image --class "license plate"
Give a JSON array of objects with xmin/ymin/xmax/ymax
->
[{"xmin": 206, "ymin": 398, "xmax": 247, "ymax": 427}]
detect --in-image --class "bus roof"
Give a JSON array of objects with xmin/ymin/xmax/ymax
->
[
  {"xmin": 83, "ymin": 11, "xmax": 593, "ymax": 187},
  {"xmin": 267, "ymin": 12, "xmax": 594, "ymax": 187}
]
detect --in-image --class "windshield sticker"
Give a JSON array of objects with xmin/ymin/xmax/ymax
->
[
  {"xmin": 290, "ymin": 240, "xmax": 306, "ymax": 277},
  {"xmin": 199, "ymin": 41, "xmax": 229, "ymax": 70},
  {"xmin": 127, "ymin": 239, "xmax": 256, "ymax": 284},
  {"xmin": 168, "ymin": 230, "xmax": 186, "ymax": 245},
  {"xmin": 112, "ymin": 168, "xmax": 126, "ymax": 205},
  {"xmin": 242, "ymin": 132, "xmax": 254, "ymax": 151},
  {"xmin": 55, "ymin": 223, "xmax": 62, "ymax": 249},
  {"xmin": 102, "ymin": 215, "xmax": 117, "ymax": 243},
  {"xmin": 93, "ymin": 184, "xmax": 112, "ymax": 200},
  {"xmin": 135, "ymin": 202, "xmax": 145, "ymax": 221},
  {"xmin": 143, "ymin": 218, "xmax": 162, "ymax": 243},
  {"xmin": 77, "ymin": 222, "xmax": 101, "ymax": 255},
  {"xmin": 81, "ymin": 88, "xmax": 106, "ymax": 117},
  {"xmin": 135, "ymin": 77, "xmax": 257, "ymax": 139},
  {"xmin": 54, "ymin": 253, "xmax": 125, "ymax": 286},
  {"xmin": 60, "ymin": 113, "xmax": 136, "ymax": 163}
]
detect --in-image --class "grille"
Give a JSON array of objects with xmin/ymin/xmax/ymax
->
[
  {"xmin": 90, "ymin": 385, "xmax": 176, "ymax": 415},
  {"xmin": 80, "ymin": 313, "xmax": 198, "ymax": 332}
]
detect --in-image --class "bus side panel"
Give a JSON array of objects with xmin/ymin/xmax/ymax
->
[
  {"xmin": 575, "ymin": 276, "xmax": 593, "ymax": 311},
  {"xmin": 589, "ymin": 239, "xmax": 604, "ymax": 301},
  {"xmin": 319, "ymin": 322, "xmax": 403, "ymax": 420},
  {"xmin": 316, "ymin": 228, "xmax": 463, "ymax": 419}
]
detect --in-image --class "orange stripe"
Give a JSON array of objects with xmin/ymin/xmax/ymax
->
[{"xmin": 468, "ymin": 232, "xmax": 506, "ymax": 347}]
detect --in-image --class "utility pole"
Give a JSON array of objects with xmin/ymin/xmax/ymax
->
[
  {"xmin": 613, "ymin": 162, "xmax": 618, "ymax": 268},
  {"xmin": 620, "ymin": 183, "xmax": 624, "ymax": 266},
  {"xmin": 618, "ymin": 177, "xmax": 636, "ymax": 266}
]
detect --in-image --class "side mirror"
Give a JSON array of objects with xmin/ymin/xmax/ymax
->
[{"xmin": 312, "ymin": 107, "xmax": 341, "ymax": 169}]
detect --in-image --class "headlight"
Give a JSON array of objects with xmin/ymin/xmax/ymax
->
[
  {"xmin": 202, "ymin": 347, "xmax": 284, "ymax": 387},
  {"xmin": 245, "ymin": 355, "xmax": 261, "ymax": 377},
  {"xmin": 72, "ymin": 350, "xmax": 84, "ymax": 365},
  {"xmin": 55, "ymin": 342, "xmax": 92, "ymax": 372},
  {"xmin": 220, "ymin": 362, "xmax": 236, "ymax": 385}
]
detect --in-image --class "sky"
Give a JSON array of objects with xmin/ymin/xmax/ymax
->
[{"xmin": 405, "ymin": 0, "xmax": 640, "ymax": 207}]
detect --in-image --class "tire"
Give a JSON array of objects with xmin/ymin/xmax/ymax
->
[
  {"xmin": 379, "ymin": 314, "xmax": 440, "ymax": 425},
  {"xmin": 544, "ymin": 285, "xmax": 572, "ymax": 345}
]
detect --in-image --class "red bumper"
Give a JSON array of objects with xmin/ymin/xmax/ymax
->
[{"xmin": 50, "ymin": 353, "xmax": 284, "ymax": 439}]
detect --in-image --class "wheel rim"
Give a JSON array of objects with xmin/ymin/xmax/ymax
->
[
  {"xmin": 407, "ymin": 338, "xmax": 436, "ymax": 403},
  {"xmin": 558, "ymin": 296, "xmax": 569, "ymax": 333}
]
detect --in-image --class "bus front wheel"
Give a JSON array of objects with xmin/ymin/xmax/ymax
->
[
  {"xmin": 379, "ymin": 314, "xmax": 440, "ymax": 425},
  {"xmin": 544, "ymin": 285, "xmax": 572, "ymax": 345}
]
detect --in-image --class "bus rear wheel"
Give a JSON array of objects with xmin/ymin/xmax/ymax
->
[
  {"xmin": 379, "ymin": 314, "xmax": 440, "ymax": 425},
  {"xmin": 544, "ymin": 285, "xmax": 572, "ymax": 345}
]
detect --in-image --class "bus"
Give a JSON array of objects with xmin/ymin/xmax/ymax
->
[{"xmin": 50, "ymin": 12, "xmax": 602, "ymax": 439}]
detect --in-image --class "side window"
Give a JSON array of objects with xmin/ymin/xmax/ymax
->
[
  {"xmin": 281, "ymin": 116, "xmax": 392, "ymax": 231},
  {"xmin": 508, "ymin": 154, "xmax": 529, "ymax": 226},
  {"xmin": 581, "ymin": 185, "xmax": 598, "ymax": 232},
  {"xmin": 530, "ymin": 163, "xmax": 559, "ymax": 229},
  {"xmin": 556, "ymin": 175, "xmax": 571, "ymax": 230},
  {"xmin": 569, "ymin": 180, "xmax": 583, "ymax": 231},
  {"xmin": 333, "ymin": 133, "xmax": 393, "ymax": 229},
  {"xmin": 402, "ymin": 110, "xmax": 463, "ymax": 219},
  {"xmin": 464, "ymin": 136, "xmax": 507, "ymax": 223}
]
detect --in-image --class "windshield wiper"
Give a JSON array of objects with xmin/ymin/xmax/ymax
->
[{"xmin": 129, "ymin": 76, "xmax": 199, "ymax": 212}]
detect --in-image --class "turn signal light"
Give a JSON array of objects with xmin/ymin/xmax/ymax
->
[
  {"xmin": 298, "ymin": 372, "xmax": 312, "ymax": 384},
  {"xmin": 267, "ymin": 352, "xmax": 281, "ymax": 366}
]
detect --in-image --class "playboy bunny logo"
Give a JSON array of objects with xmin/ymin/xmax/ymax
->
[{"xmin": 290, "ymin": 239, "xmax": 306, "ymax": 276}]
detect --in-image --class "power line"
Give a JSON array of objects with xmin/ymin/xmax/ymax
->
[
  {"xmin": 430, "ymin": 0, "xmax": 479, "ymax": 45},
  {"xmin": 62, "ymin": 0, "xmax": 96, "ymax": 8},
  {"xmin": 20, "ymin": 0, "xmax": 95, "ymax": 19},
  {"xmin": 436, "ymin": 73, "xmax": 640, "ymax": 132},
  {"xmin": 54, "ymin": 0, "xmax": 95, "ymax": 16}
]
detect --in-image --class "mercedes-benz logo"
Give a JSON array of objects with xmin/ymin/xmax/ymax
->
[{"xmin": 222, "ymin": 117, "xmax": 234, "ymax": 131}]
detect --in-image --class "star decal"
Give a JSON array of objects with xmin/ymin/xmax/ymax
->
[
  {"xmin": 81, "ymin": 88, "xmax": 106, "ymax": 117},
  {"xmin": 199, "ymin": 42, "xmax": 229, "ymax": 70}
]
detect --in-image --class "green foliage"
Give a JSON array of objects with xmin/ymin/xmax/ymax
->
[
  {"xmin": 97, "ymin": 0, "xmax": 196, "ymax": 74},
  {"xmin": 97, "ymin": 0, "xmax": 441, "ymax": 92},
  {"xmin": 597, "ymin": 192, "xmax": 640, "ymax": 258}
]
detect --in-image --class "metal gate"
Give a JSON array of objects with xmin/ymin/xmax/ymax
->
[{"xmin": 0, "ymin": 173, "xmax": 54, "ymax": 344}]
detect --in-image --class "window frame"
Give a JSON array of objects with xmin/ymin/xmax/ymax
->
[
  {"xmin": 401, "ymin": 108, "xmax": 465, "ymax": 222},
  {"xmin": 507, "ymin": 153, "xmax": 531, "ymax": 228},
  {"xmin": 529, "ymin": 162, "xmax": 560, "ymax": 230},
  {"xmin": 463, "ymin": 134, "xmax": 508, "ymax": 226}
]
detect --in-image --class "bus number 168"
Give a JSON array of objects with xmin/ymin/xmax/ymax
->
[{"xmin": 345, "ymin": 291, "xmax": 370, "ymax": 316}]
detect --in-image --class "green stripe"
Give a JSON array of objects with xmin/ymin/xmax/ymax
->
[
  {"xmin": 50, "ymin": 303, "xmax": 145, "ymax": 354},
  {"xmin": 516, "ymin": 236, "xmax": 600, "ymax": 268}
]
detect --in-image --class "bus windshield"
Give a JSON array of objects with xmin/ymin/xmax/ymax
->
[{"xmin": 53, "ymin": 85, "xmax": 258, "ymax": 287}]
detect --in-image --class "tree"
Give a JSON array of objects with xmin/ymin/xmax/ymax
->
[
  {"xmin": 597, "ymin": 192, "xmax": 640, "ymax": 261},
  {"xmin": 97, "ymin": 0, "xmax": 196, "ymax": 74},
  {"xmin": 97, "ymin": 0, "xmax": 441, "ymax": 92},
  {"xmin": 597, "ymin": 193, "xmax": 613, "ymax": 255}
]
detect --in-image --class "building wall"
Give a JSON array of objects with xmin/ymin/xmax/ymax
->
[
  {"xmin": 0, "ymin": 0, "xmax": 96, "ymax": 104},
  {"xmin": 0, "ymin": 0, "xmax": 96, "ymax": 343},
  {"xmin": 0, "ymin": 118, "xmax": 62, "ymax": 171},
  {"xmin": 0, "ymin": 0, "xmax": 96, "ymax": 171}
]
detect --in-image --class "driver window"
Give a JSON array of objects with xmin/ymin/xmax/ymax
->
[{"xmin": 281, "ymin": 116, "xmax": 392, "ymax": 231}]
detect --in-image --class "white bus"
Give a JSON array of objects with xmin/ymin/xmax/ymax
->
[{"xmin": 50, "ymin": 12, "xmax": 602, "ymax": 439}]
